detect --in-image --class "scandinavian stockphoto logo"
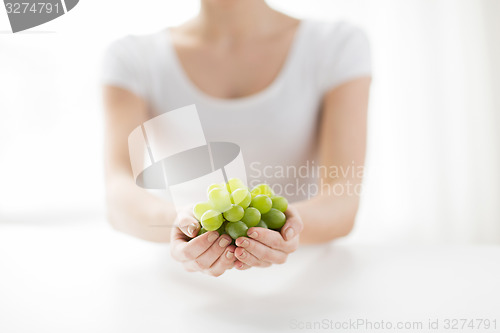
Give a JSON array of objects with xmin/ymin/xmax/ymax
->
[
  {"xmin": 128, "ymin": 105, "xmax": 248, "ymax": 226},
  {"xmin": 3, "ymin": 0, "xmax": 78, "ymax": 33}
]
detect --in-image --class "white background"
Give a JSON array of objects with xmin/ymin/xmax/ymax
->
[
  {"xmin": 0, "ymin": 0, "xmax": 499, "ymax": 244},
  {"xmin": 1, "ymin": 3, "xmax": 499, "ymax": 333}
]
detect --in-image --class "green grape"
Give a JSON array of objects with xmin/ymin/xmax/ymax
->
[
  {"xmin": 223, "ymin": 204, "xmax": 245, "ymax": 222},
  {"xmin": 251, "ymin": 194, "xmax": 272, "ymax": 214},
  {"xmin": 256, "ymin": 220, "xmax": 268, "ymax": 228},
  {"xmin": 241, "ymin": 207, "xmax": 261, "ymax": 228},
  {"xmin": 261, "ymin": 208, "xmax": 286, "ymax": 230},
  {"xmin": 198, "ymin": 227, "xmax": 208, "ymax": 236},
  {"xmin": 271, "ymin": 196, "xmax": 288, "ymax": 213},
  {"xmin": 216, "ymin": 221, "xmax": 227, "ymax": 236},
  {"xmin": 251, "ymin": 184, "xmax": 274, "ymax": 198},
  {"xmin": 225, "ymin": 221, "xmax": 248, "ymax": 240},
  {"xmin": 193, "ymin": 201, "xmax": 213, "ymax": 221},
  {"xmin": 231, "ymin": 188, "xmax": 252, "ymax": 209},
  {"xmin": 200, "ymin": 209, "xmax": 224, "ymax": 231},
  {"xmin": 207, "ymin": 183, "xmax": 224, "ymax": 196},
  {"xmin": 208, "ymin": 187, "xmax": 232, "ymax": 212},
  {"xmin": 227, "ymin": 178, "xmax": 246, "ymax": 193}
]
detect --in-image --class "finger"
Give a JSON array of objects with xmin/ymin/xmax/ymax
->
[
  {"xmin": 246, "ymin": 227, "xmax": 297, "ymax": 253},
  {"xmin": 206, "ymin": 245, "xmax": 237, "ymax": 277},
  {"xmin": 235, "ymin": 237, "xmax": 287, "ymax": 264},
  {"xmin": 171, "ymin": 230, "xmax": 219, "ymax": 262},
  {"xmin": 234, "ymin": 246, "xmax": 272, "ymax": 267},
  {"xmin": 234, "ymin": 260, "xmax": 252, "ymax": 270},
  {"xmin": 175, "ymin": 212, "xmax": 200, "ymax": 238},
  {"xmin": 281, "ymin": 206, "xmax": 304, "ymax": 241},
  {"xmin": 183, "ymin": 261, "xmax": 198, "ymax": 272},
  {"xmin": 193, "ymin": 234, "xmax": 233, "ymax": 270}
]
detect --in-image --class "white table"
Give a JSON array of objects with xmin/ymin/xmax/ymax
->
[{"xmin": 1, "ymin": 219, "xmax": 499, "ymax": 333}]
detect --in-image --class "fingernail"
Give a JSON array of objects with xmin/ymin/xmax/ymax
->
[
  {"xmin": 238, "ymin": 239, "xmax": 249, "ymax": 248},
  {"xmin": 226, "ymin": 250, "xmax": 234, "ymax": 259},
  {"xmin": 219, "ymin": 237, "xmax": 230, "ymax": 247},
  {"xmin": 248, "ymin": 231, "xmax": 258, "ymax": 238},
  {"xmin": 207, "ymin": 232, "xmax": 218, "ymax": 243},
  {"xmin": 285, "ymin": 228, "xmax": 294, "ymax": 240},
  {"xmin": 238, "ymin": 250, "xmax": 247, "ymax": 259},
  {"xmin": 187, "ymin": 223, "xmax": 197, "ymax": 236}
]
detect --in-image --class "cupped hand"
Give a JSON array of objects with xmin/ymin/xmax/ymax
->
[
  {"xmin": 233, "ymin": 205, "xmax": 304, "ymax": 269},
  {"xmin": 170, "ymin": 206, "xmax": 236, "ymax": 277}
]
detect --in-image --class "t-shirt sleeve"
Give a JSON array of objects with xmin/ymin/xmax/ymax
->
[
  {"xmin": 318, "ymin": 22, "xmax": 372, "ymax": 94},
  {"xmin": 101, "ymin": 36, "xmax": 148, "ymax": 99}
]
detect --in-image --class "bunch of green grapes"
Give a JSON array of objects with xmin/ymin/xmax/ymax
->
[{"xmin": 192, "ymin": 178, "xmax": 288, "ymax": 240}]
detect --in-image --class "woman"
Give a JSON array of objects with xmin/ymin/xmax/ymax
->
[{"xmin": 102, "ymin": 0, "xmax": 371, "ymax": 276}]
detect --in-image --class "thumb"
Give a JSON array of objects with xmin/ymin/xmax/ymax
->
[
  {"xmin": 281, "ymin": 205, "xmax": 304, "ymax": 241},
  {"xmin": 175, "ymin": 207, "xmax": 200, "ymax": 238}
]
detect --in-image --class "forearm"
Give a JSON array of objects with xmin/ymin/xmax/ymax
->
[
  {"xmin": 105, "ymin": 172, "xmax": 177, "ymax": 243},
  {"xmin": 103, "ymin": 86, "xmax": 176, "ymax": 242},
  {"xmin": 293, "ymin": 190, "xmax": 359, "ymax": 244},
  {"xmin": 293, "ymin": 78, "xmax": 370, "ymax": 244}
]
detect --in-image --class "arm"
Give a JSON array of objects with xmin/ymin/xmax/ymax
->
[
  {"xmin": 233, "ymin": 77, "xmax": 371, "ymax": 267},
  {"xmin": 103, "ymin": 86, "xmax": 176, "ymax": 242},
  {"xmin": 295, "ymin": 76, "xmax": 371, "ymax": 244},
  {"xmin": 104, "ymin": 86, "xmax": 236, "ymax": 276}
]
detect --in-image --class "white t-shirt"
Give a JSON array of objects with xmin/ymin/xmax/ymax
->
[{"xmin": 101, "ymin": 20, "xmax": 371, "ymax": 202}]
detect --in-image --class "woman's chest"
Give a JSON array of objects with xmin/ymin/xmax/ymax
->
[
  {"xmin": 197, "ymin": 92, "xmax": 321, "ymax": 160},
  {"xmin": 172, "ymin": 35, "xmax": 296, "ymax": 99}
]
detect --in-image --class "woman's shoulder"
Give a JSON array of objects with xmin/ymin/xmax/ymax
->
[
  {"xmin": 101, "ymin": 30, "xmax": 167, "ymax": 99},
  {"xmin": 301, "ymin": 19, "xmax": 371, "ymax": 93},
  {"xmin": 303, "ymin": 19, "xmax": 369, "ymax": 47},
  {"xmin": 104, "ymin": 30, "xmax": 166, "ymax": 59}
]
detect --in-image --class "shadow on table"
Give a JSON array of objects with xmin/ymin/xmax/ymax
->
[{"xmin": 166, "ymin": 244, "xmax": 358, "ymax": 331}]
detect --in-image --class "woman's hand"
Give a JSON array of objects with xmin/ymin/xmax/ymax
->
[
  {"xmin": 233, "ymin": 205, "xmax": 304, "ymax": 269},
  {"xmin": 170, "ymin": 207, "xmax": 237, "ymax": 277}
]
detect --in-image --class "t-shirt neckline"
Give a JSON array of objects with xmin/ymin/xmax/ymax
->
[{"xmin": 163, "ymin": 20, "xmax": 308, "ymax": 107}]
